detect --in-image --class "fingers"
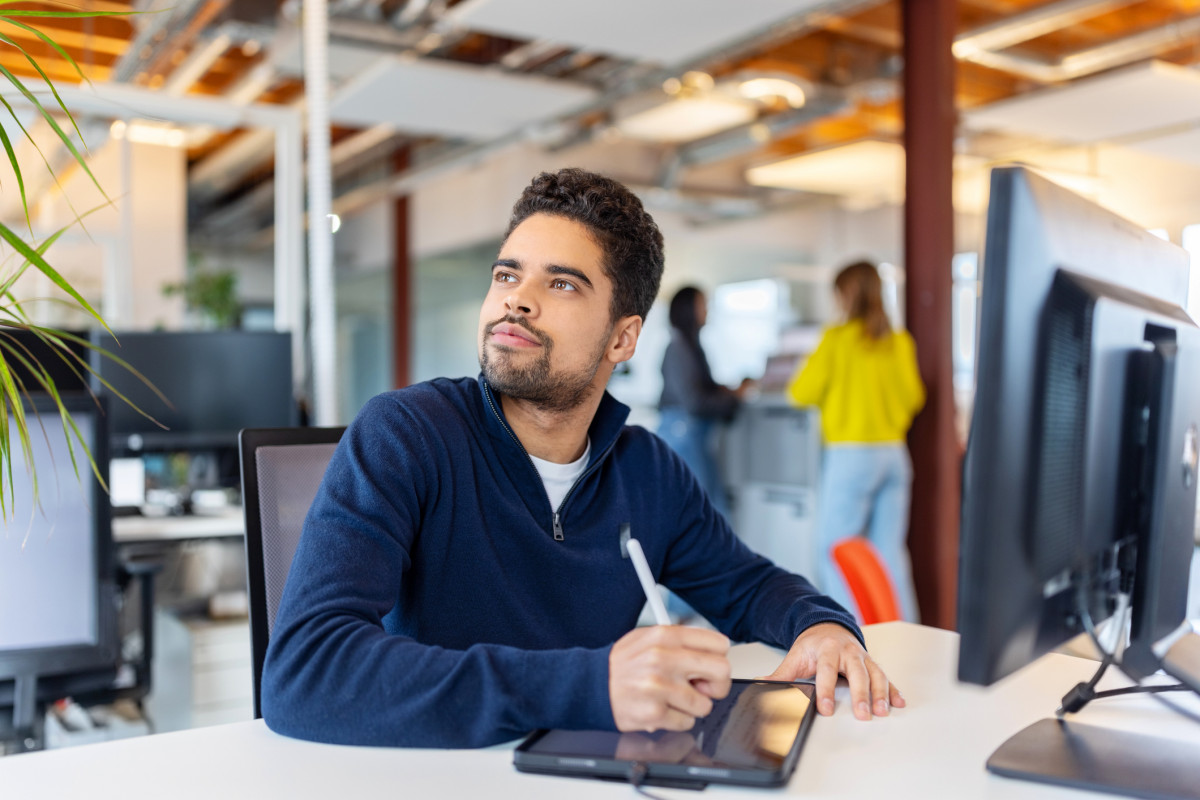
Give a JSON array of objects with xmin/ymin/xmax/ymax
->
[
  {"xmin": 777, "ymin": 623, "xmax": 906, "ymax": 720},
  {"xmin": 610, "ymin": 626, "xmax": 733, "ymax": 733},
  {"xmin": 866, "ymin": 658, "xmax": 891, "ymax": 717},
  {"xmin": 842, "ymin": 652, "xmax": 872, "ymax": 720},
  {"xmin": 813, "ymin": 644, "xmax": 839, "ymax": 716}
]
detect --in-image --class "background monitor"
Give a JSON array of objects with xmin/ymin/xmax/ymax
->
[
  {"xmin": 0, "ymin": 328, "xmax": 90, "ymax": 395},
  {"xmin": 90, "ymin": 331, "xmax": 296, "ymax": 454},
  {"xmin": 0, "ymin": 395, "xmax": 118, "ymax": 751},
  {"xmin": 957, "ymin": 165, "xmax": 1195, "ymax": 687}
]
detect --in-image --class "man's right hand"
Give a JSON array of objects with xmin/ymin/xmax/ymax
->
[{"xmin": 609, "ymin": 626, "xmax": 732, "ymax": 732}]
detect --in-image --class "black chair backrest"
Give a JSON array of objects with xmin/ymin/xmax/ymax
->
[{"xmin": 239, "ymin": 426, "xmax": 344, "ymax": 719}]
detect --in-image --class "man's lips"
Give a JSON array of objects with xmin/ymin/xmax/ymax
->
[{"xmin": 489, "ymin": 322, "xmax": 541, "ymax": 348}]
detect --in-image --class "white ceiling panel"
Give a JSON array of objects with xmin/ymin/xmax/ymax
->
[
  {"xmin": 329, "ymin": 56, "xmax": 597, "ymax": 139},
  {"xmin": 1125, "ymin": 128, "xmax": 1200, "ymax": 167},
  {"xmin": 447, "ymin": 0, "xmax": 832, "ymax": 65},
  {"xmin": 964, "ymin": 61, "xmax": 1200, "ymax": 144}
]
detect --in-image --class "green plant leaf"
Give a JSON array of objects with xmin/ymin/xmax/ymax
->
[
  {"xmin": 0, "ymin": 89, "xmax": 90, "ymax": 232},
  {"xmin": 0, "ymin": 221, "xmax": 109, "ymax": 333},
  {"xmin": 0, "ymin": 117, "xmax": 29, "ymax": 232},
  {"xmin": 0, "ymin": 62, "xmax": 106, "ymax": 205},
  {"xmin": 0, "ymin": 16, "xmax": 91, "ymax": 85},
  {"xmin": 0, "ymin": 198, "xmax": 104, "ymax": 300},
  {"xmin": 0, "ymin": 30, "xmax": 89, "ymax": 157}
]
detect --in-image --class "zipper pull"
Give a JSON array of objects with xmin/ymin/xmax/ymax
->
[{"xmin": 553, "ymin": 512, "xmax": 564, "ymax": 541}]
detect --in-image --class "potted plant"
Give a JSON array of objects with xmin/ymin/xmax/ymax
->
[{"xmin": 0, "ymin": 3, "xmax": 159, "ymax": 515}]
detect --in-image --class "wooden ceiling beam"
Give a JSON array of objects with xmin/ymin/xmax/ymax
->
[
  {"xmin": 0, "ymin": 49, "xmax": 109, "ymax": 82},
  {"xmin": 0, "ymin": 19, "xmax": 128, "ymax": 56}
]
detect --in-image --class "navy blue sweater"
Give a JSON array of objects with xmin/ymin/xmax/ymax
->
[{"xmin": 262, "ymin": 376, "xmax": 859, "ymax": 748}]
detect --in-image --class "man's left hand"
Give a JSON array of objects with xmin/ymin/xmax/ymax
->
[{"xmin": 763, "ymin": 623, "xmax": 904, "ymax": 720}]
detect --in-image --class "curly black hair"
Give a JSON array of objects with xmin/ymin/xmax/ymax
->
[{"xmin": 504, "ymin": 168, "xmax": 665, "ymax": 321}]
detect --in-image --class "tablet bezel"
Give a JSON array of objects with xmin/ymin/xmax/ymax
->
[{"xmin": 512, "ymin": 679, "xmax": 817, "ymax": 788}]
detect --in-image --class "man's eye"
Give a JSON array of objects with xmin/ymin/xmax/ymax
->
[
  {"xmin": 494, "ymin": 272, "xmax": 516, "ymax": 283},
  {"xmin": 551, "ymin": 279, "xmax": 576, "ymax": 291}
]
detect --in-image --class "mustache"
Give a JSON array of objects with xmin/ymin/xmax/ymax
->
[{"xmin": 484, "ymin": 314, "xmax": 551, "ymax": 347}]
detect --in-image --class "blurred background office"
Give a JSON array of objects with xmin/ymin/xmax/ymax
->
[{"xmin": 3, "ymin": 0, "xmax": 1200, "ymax": 752}]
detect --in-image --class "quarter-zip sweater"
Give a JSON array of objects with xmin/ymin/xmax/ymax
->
[{"xmin": 262, "ymin": 376, "xmax": 860, "ymax": 748}]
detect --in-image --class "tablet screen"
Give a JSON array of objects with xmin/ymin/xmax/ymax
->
[{"xmin": 523, "ymin": 681, "xmax": 814, "ymax": 771}]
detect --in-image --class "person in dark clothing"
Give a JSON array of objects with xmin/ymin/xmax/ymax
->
[
  {"xmin": 262, "ymin": 168, "xmax": 904, "ymax": 749},
  {"xmin": 657, "ymin": 286, "xmax": 748, "ymax": 518}
]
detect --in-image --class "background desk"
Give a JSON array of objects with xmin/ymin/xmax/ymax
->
[
  {"xmin": 4, "ymin": 622, "xmax": 1199, "ymax": 799},
  {"xmin": 112, "ymin": 511, "xmax": 244, "ymax": 544}
]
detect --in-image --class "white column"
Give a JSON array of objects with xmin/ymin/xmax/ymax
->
[
  {"xmin": 274, "ymin": 113, "xmax": 307, "ymax": 397},
  {"xmin": 304, "ymin": 0, "xmax": 337, "ymax": 425}
]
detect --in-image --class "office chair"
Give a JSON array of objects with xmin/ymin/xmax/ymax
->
[
  {"xmin": 830, "ymin": 537, "xmax": 901, "ymax": 625},
  {"xmin": 239, "ymin": 426, "xmax": 344, "ymax": 719}
]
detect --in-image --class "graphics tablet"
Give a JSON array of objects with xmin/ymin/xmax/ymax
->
[{"xmin": 513, "ymin": 679, "xmax": 817, "ymax": 789}]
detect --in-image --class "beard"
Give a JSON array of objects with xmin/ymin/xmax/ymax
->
[{"xmin": 480, "ymin": 314, "xmax": 611, "ymax": 413}]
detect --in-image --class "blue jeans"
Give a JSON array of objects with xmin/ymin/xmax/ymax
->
[
  {"xmin": 656, "ymin": 409, "xmax": 730, "ymax": 519},
  {"xmin": 816, "ymin": 444, "xmax": 919, "ymax": 623}
]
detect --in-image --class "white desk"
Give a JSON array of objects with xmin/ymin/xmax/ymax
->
[
  {"xmin": 4, "ymin": 622, "xmax": 1199, "ymax": 799},
  {"xmin": 112, "ymin": 510, "xmax": 244, "ymax": 544}
]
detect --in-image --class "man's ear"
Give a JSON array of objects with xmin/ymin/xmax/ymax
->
[{"xmin": 608, "ymin": 315, "xmax": 643, "ymax": 364}]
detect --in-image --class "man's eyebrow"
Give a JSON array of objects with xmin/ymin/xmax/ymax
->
[
  {"xmin": 547, "ymin": 264, "xmax": 594, "ymax": 289},
  {"xmin": 492, "ymin": 258, "xmax": 520, "ymax": 271}
]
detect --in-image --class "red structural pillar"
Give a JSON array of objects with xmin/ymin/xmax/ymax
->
[
  {"xmin": 902, "ymin": 0, "xmax": 960, "ymax": 629},
  {"xmin": 392, "ymin": 147, "xmax": 412, "ymax": 389}
]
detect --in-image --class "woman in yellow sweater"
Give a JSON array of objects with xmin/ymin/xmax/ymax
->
[{"xmin": 787, "ymin": 261, "xmax": 925, "ymax": 622}]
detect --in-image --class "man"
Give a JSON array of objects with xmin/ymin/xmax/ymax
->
[{"xmin": 262, "ymin": 168, "xmax": 903, "ymax": 748}]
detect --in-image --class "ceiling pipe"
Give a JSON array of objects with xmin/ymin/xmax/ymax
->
[
  {"xmin": 657, "ymin": 93, "xmax": 852, "ymax": 189},
  {"xmin": 196, "ymin": 123, "xmax": 401, "ymax": 234},
  {"xmin": 953, "ymin": 0, "xmax": 1134, "ymax": 58},
  {"xmin": 956, "ymin": 9, "xmax": 1200, "ymax": 83},
  {"xmin": 163, "ymin": 32, "xmax": 233, "ymax": 95},
  {"xmin": 140, "ymin": 0, "xmax": 232, "ymax": 84},
  {"xmin": 111, "ymin": 0, "xmax": 209, "ymax": 83},
  {"xmin": 162, "ymin": 21, "xmax": 277, "ymax": 95}
]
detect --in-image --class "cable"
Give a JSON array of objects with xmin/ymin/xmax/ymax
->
[
  {"xmin": 1057, "ymin": 591, "xmax": 1122, "ymax": 717},
  {"xmin": 627, "ymin": 762, "xmax": 672, "ymax": 800},
  {"xmin": 1091, "ymin": 683, "xmax": 1187, "ymax": 700}
]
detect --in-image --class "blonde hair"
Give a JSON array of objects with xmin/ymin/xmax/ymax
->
[{"xmin": 835, "ymin": 260, "xmax": 891, "ymax": 340}]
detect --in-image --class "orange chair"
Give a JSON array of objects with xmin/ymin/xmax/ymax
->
[{"xmin": 830, "ymin": 537, "xmax": 901, "ymax": 624}]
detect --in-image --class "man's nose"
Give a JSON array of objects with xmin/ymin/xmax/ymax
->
[{"xmin": 504, "ymin": 286, "xmax": 537, "ymax": 316}]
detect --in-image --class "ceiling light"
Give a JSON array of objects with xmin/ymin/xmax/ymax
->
[
  {"xmin": 746, "ymin": 140, "xmax": 905, "ymax": 201},
  {"xmin": 739, "ymin": 77, "xmax": 806, "ymax": 108},
  {"xmin": 110, "ymin": 120, "xmax": 126, "ymax": 139},
  {"xmin": 241, "ymin": 39, "xmax": 262, "ymax": 57},
  {"xmin": 123, "ymin": 121, "xmax": 188, "ymax": 148},
  {"xmin": 662, "ymin": 77, "xmax": 682, "ymax": 95},
  {"xmin": 615, "ymin": 95, "xmax": 756, "ymax": 143},
  {"xmin": 682, "ymin": 71, "xmax": 714, "ymax": 91}
]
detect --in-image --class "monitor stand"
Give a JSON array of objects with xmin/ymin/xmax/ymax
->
[
  {"xmin": 987, "ymin": 717, "xmax": 1200, "ymax": 800},
  {"xmin": 4, "ymin": 674, "xmax": 43, "ymax": 754}
]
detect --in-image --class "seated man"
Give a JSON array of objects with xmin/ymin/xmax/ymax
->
[{"xmin": 262, "ymin": 168, "xmax": 904, "ymax": 748}]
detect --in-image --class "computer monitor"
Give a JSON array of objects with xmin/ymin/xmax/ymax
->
[
  {"xmin": 89, "ymin": 330, "xmax": 296, "ymax": 454},
  {"xmin": 0, "ymin": 394, "xmax": 119, "ymax": 752},
  {"xmin": 0, "ymin": 328, "xmax": 90, "ymax": 395},
  {"xmin": 957, "ymin": 166, "xmax": 1200, "ymax": 793}
]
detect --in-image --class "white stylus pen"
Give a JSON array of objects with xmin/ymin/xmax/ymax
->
[{"xmin": 626, "ymin": 537, "xmax": 671, "ymax": 626}]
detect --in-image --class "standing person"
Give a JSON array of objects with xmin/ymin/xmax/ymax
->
[
  {"xmin": 787, "ymin": 261, "xmax": 925, "ymax": 622},
  {"xmin": 262, "ymin": 170, "xmax": 904, "ymax": 749},
  {"xmin": 657, "ymin": 286, "xmax": 747, "ymax": 519}
]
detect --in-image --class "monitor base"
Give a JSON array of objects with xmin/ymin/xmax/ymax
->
[{"xmin": 988, "ymin": 718, "xmax": 1200, "ymax": 799}]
